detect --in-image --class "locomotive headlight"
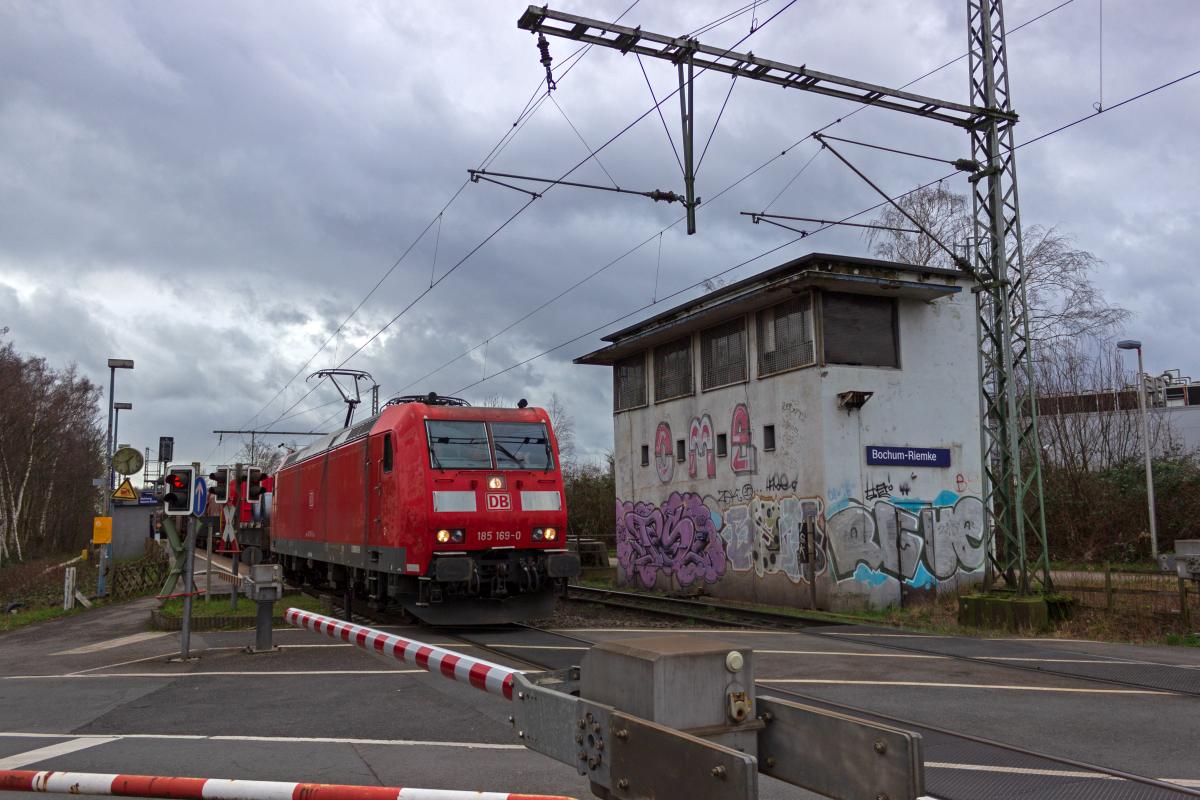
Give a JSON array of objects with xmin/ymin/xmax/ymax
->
[
  {"xmin": 487, "ymin": 475, "xmax": 506, "ymax": 490},
  {"xmin": 543, "ymin": 527, "xmax": 558, "ymax": 541},
  {"xmin": 532, "ymin": 528, "xmax": 544, "ymax": 541},
  {"xmin": 451, "ymin": 529, "xmax": 465, "ymax": 543},
  {"xmin": 436, "ymin": 529, "xmax": 452, "ymax": 543}
]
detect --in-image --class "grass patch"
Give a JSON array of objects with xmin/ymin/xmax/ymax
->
[
  {"xmin": 0, "ymin": 603, "xmax": 90, "ymax": 633},
  {"xmin": 1164, "ymin": 633, "xmax": 1200, "ymax": 647},
  {"xmin": 158, "ymin": 592, "xmax": 328, "ymax": 620}
]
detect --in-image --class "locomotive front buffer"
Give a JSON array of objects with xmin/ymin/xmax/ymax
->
[{"xmin": 290, "ymin": 609, "xmax": 923, "ymax": 800}]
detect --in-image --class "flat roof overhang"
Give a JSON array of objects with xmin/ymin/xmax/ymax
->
[{"xmin": 574, "ymin": 269, "xmax": 962, "ymax": 366}]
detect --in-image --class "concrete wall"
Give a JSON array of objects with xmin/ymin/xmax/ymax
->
[{"xmin": 612, "ymin": 286, "xmax": 984, "ymax": 611}]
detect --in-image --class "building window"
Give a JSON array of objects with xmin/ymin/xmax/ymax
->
[
  {"xmin": 676, "ymin": 439, "xmax": 686, "ymax": 462},
  {"xmin": 757, "ymin": 295, "xmax": 815, "ymax": 376},
  {"xmin": 614, "ymin": 353, "xmax": 648, "ymax": 411},
  {"xmin": 763, "ymin": 425, "xmax": 776, "ymax": 452},
  {"xmin": 701, "ymin": 317, "xmax": 748, "ymax": 390},
  {"xmin": 822, "ymin": 292, "xmax": 899, "ymax": 368},
  {"xmin": 716, "ymin": 433, "xmax": 728, "ymax": 458},
  {"xmin": 640, "ymin": 445, "xmax": 649, "ymax": 466},
  {"xmin": 654, "ymin": 337, "xmax": 693, "ymax": 402}
]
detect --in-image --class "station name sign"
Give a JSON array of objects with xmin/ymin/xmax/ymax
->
[{"xmin": 865, "ymin": 445, "xmax": 951, "ymax": 468}]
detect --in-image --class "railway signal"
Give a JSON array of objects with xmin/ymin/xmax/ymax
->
[
  {"xmin": 162, "ymin": 465, "xmax": 196, "ymax": 516},
  {"xmin": 244, "ymin": 466, "xmax": 265, "ymax": 507},
  {"xmin": 209, "ymin": 466, "xmax": 232, "ymax": 504}
]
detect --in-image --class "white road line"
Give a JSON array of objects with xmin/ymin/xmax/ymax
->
[
  {"xmin": 52, "ymin": 632, "xmax": 170, "ymax": 656},
  {"xmin": 822, "ymin": 632, "xmax": 952, "ymax": 638},
  {"xmin": 926, "ymin": 761, "xmax": 1200, "ymax": 786},
  {"xmin": 0, "ymin": 736, "xmax": 119, "ymax": 769},
  {"xmin": 4, "ymin": 669, "xmax": 426, "ymax": 680},
  {"xmin": 551, "ymin": 628, "xmax": 794, "ymax": 634},
  {"xmin": 757, "ymin": 650, "xmax": 946, "ymax": 659},
  {"xmin": 756, "ymin": 678, "xmax": 1173, "ymax": 695},
  {"xmin": 0, "ymin": 732, "xmax": 522, "ymax": 751},
  {"xmin": 69, "ymin": 652, "xmax": 180, "ymax": 675}
]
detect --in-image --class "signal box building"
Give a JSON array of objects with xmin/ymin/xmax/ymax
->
[{"xmin": 576, "ymin": 253, "xmax": 984, "ymax": 610}]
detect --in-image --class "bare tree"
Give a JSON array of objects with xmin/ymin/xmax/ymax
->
[
  {"xmin": 865, "ymin": 186, "xmax": 1130, "ymax": 346},
  {"xmin": 0, "ymin": 339, "xmax": 104, "ymax": 565},
  {"xmin": 234, "ymin": 440, "xmax": 285, "ymax": 474},
  {"xmin": 546, "ymin": 392, "xmax": 576, "ymax": 467}
]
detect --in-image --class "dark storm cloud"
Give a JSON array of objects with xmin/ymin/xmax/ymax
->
[{"xmin": 0, "ymin": 0, "xmax": 1196, "ymax": 466}]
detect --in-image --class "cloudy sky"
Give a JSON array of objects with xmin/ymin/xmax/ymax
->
[{"xmin": 1, "ymin": 0, "xmax": 1197, "ymax": 470}]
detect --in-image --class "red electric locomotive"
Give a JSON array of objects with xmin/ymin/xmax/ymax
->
[{"xmin": 270, "ymin": 395, "xmax": 580, "ymax": 624}]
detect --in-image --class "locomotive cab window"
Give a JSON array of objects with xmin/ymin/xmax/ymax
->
[
  {"xmin": 492, "ymin": 422, "xmax": 553, "ymax": 470},
  {"xmin": 382, "ymin": 433, "xmax": 393, "ymax": 473},
  {"xmin": 426, "ymin": 420, "xmax": 492, "ymax": 469}
]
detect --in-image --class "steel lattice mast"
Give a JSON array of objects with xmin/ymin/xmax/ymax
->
[
  {"xmin": 967, "ymin": 0, "xmax": 1052, "ymax": 594},
  {"xmin": 518, "ymin": 0, "xmax": 1052, "ymax": 594}
]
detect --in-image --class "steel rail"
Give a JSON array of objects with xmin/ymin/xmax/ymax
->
[{"xmin": 566, "ymin": 585, "xmax": 1200, "ymax": 698}]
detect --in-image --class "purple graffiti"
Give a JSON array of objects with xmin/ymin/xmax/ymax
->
[{"xmin": 616, "ymin": 492, "xmax": 726, "ymax": 589}]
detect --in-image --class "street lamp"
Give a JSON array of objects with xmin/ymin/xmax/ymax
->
[
  {"xmin": 112, "ymin": 402, "xmax": 132, "ymax": 488},
  {"xmin": 100, "ymin": 359, "xmax": 133, "ymax": 599},
  {"xmin": 1116, "ymin": 340, "xmax": 1158, "ymax": 561}
]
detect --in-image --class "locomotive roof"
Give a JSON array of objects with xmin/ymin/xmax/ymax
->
[{"xmin": 279, "ymin": 402, "xmax": 550, "ymax": 470}]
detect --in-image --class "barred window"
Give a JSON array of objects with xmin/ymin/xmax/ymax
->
[
  {"xmin": 757, "ymin": 295, "xmax": 815, "ymax": 376},
  {"xmin": 613, "ymin": 353, "xmax": 648, "ymax": 411},
  {"xmin": 822, "ymin": 292, "xmax": 899, "ymax": 368},
  {"xmin": 654, "ymin": 337, "xmax": 693, "ymax": 402},
  {"xmin": 701, "ymin": 318, "xmax": 747, "ymax": 390}
]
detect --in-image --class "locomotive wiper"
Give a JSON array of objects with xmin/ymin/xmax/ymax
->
[{"xmin": 428, "ymin": 442, "xmax": 445, "ymax": 470}]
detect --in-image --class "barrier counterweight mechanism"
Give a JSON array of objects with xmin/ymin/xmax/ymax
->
[
  {"xmin": 0, "ymin": 770, "xmax": 578, "ymax": 800},
  {"xmin": 285, "ymin": 608, "xmax": 926, "ymax": 800}
]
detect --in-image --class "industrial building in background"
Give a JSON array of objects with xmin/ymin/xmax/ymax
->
[{"xmin": 577, "ymin": 253, "xmax": 983, "ymax": 610}]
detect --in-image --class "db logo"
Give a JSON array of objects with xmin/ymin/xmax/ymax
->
[{"xmin": 485, "ymin": 493, "xmax": 511, "ymax": 511}]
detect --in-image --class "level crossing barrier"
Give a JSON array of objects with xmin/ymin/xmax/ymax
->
[
  {"xmin": 284, "ymin": 607, "xmax": 516, "ymax": 699},
  {"xmin": 284, "ymin": 607, "xmax": 926, "ymax": 800},
  {"xmin": 0, "ymin": 770, "xmax": 577, "ymax": 800}
]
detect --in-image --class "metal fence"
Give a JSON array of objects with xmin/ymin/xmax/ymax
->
[{"xmin": 1053, "ymin": 567, "xmax": 1197, "ymax": 625}]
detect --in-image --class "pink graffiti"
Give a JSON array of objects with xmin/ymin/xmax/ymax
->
[
  {"xmin": 616, "ymin": 492, "xmax": 726, "ymax": 588},
  {"xmin": 730, "ymin": 403, "xmax": 757, "ymax": 474},
  {"xmin": 688, "ymin": 414, "xmax": 716, "ymax": 479},
  {"xmin": 654, "ymin": 422, "xmax": 674, "ymax": 483}
]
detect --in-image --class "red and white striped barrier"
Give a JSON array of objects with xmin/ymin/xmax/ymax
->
[
  {"xmin": 284, "ymin": 608, "xmax": 517, "ymax": 700},
  {"xmin": 0, "ymin": 770, "xmax": 577, "ymax": 800}
]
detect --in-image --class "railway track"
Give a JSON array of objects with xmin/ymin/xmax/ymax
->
[{"xmin": 565, "ymin": 584, "xmax": 1200, "ymax": 698}]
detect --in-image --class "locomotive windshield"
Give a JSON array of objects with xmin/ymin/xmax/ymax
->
[
  {"xmin": 425, "ymin": 420, "xmax": 553, "ymax": 470},
  {"xmin": 426, "ymin": 420, "xmax": 491, "ymax": 469},
  {"xmin": 492, "ymin": 422, "xmax": 553, "ymax": 470}
]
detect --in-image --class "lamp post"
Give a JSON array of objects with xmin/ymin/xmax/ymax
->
[
  {"xmin": 101, "ymin": 359, "xmax": 134, "ymax": 598},
  {"xmin": 1116, "ymin": 340, "xmax": 1158, "ymax": 561},
  {"xmin": 112, "ymin": 402, "xmax": 132, "ymax": 489}
]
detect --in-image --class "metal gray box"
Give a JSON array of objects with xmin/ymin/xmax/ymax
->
[{"xmin": 580, "ymin": 634, "xmax": 757, "ymax": 752}]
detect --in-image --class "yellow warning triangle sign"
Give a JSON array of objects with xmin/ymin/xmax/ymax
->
[{"xmin": 112, "ymin": 478, "xmax": 138, "ymax": 501}]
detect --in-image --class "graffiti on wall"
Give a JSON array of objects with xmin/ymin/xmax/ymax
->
[
  {"xmin": 825, "ymin": 495, "xmax": 985, "ymax": 588},
  {"xmin": 687, "ymin": 414, "xmax": 716, "ymax": 479},
  {"xmin": 730, "ymin": 403, "xmax": 756, "ymax": 474},
  {"xmin": 615, "ymin": 492, "xmax": 727, "ymax": 589},
  {"xmin": 653, "ymin": 422, "xmax": 674, "ymax": 483},
  {"xmin": 722, "ymin": 495, "xmax": 826, "ymax": 582}
]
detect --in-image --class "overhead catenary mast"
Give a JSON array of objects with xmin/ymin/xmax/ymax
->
[{"xmin": 518, "ymin": 0, "xmax": 1052, "ymax": 594}]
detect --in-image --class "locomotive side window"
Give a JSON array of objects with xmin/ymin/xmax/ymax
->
[
  {"xmin": 491, "ymin": 422, "xmax": 553, "ymax": 471},
  {"xmin": 426, "ymin": 421, "xmax": 492, "ymax": 469},
  {"xmin": 382, "ymin": 433, "xmax": 393, "ymax": 473}
]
